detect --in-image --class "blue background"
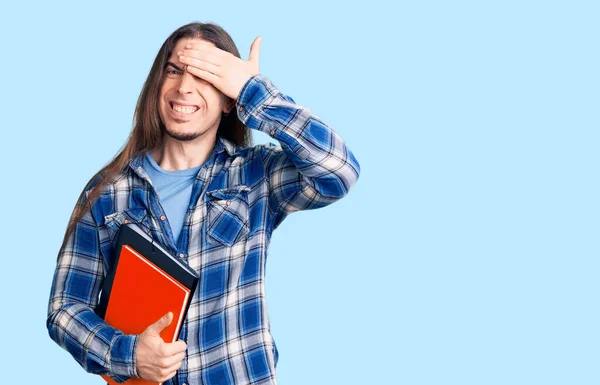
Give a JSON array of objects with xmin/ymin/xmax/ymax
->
[{"xmin": 0, "ymin": 1, "xmax": 598, "ymax": 384}]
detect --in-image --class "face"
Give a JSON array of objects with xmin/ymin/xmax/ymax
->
[{"xmin": 158, "ymin": 38, "xmax": 233, "ymax": 142}]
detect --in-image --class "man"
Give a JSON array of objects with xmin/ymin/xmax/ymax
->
[{"xmin": 47, "ymin": 22, "xmax": 360, "ymax": 385}]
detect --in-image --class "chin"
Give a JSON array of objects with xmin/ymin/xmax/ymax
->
[
  {"xmin": 165, "ymin": 128, "xmax": 202, "ymax": 142},
  {"xmin": 165, "ymin": 122, "xmax": 217, "ymax": 142}
]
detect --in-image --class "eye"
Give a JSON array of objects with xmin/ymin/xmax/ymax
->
[{"xmin": 166, "ymin": 68, "xmax": 182, "ymax": 77}]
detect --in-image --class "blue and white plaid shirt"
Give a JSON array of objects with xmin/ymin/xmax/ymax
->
[{"xmin": 47, "ymin": 74, "xmax": 360, "ymax": 385}]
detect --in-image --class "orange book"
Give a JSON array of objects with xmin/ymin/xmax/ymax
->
[{"xmin": 96, "ymin": 224, "xmax": 198, "ymax": 385}]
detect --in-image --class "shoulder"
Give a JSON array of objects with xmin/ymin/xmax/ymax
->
[
  {"xmin": 232, "ymin": 142, "xmax": 282, "ymax": 159},
  {"xmin": 224, "ymin": 142, "xmax": 288, "ymax": 172},
  {"xmin": 83, "ymin": 167, "xmax": 131, "ymax": 197},
  {"xmin": 82, "ymin": 167, "xmax": 133, "ymax": 223}
]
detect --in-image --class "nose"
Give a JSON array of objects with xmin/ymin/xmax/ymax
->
[{"xmin": 177, "ymin": 67, "xmax": 195, "ymax": 94}]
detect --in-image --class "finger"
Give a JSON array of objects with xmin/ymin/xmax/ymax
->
[
  {"xmin": 179, "ymin": 55, "xmax": 221, "ymax": 76},
  {"xmin": 180, "ymin": 50, "xmax": 223, "ymax": 66},
  {"xmin": 248, "ymin": 36, "xmax": 261, "ymax": 63},
  {"xmin": 162, "ymin": 339, "xmax": 188, "ymax": 356},
  {"xmin": 162, "ymin": 351, "xmax": 185, "ymax": 367},
  {"xmin": 162, "ymin": 369, "xmax": 179, "ymax": 383},
  {"xmin": 184, "ymin": 42, "xmax": 225, "ymax": 57},
  {"xmin": 158, "ymin": 362, "xmax": 182, "ymax": 382},
  {"xmin": 165, "ymin": 360, "xmax": 183, "ymax": 375},
  {"xmin": 146, "ymin": 312, "xmax": 173, "ymax": 334},
  {"xmin": 186, "ymin": 65, "xmax": 219, "ymax": 85}
]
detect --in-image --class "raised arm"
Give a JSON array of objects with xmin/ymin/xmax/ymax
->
[{"xmin": 236, "ymin": 74, "xmax": 361, "ymax": 227}]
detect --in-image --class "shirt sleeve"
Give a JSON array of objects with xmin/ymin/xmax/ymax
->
[
  {"xmin": 236, "ymin": 74, "xmax": 361, "ymax": 227},
  {"xmin": 46, "ymin": 183, "xmax": 140, "ymax": 383}
]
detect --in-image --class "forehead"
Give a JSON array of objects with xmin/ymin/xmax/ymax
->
[{"xmin": 170, "ymin": 37, "xmax": 215, "ymax": 55}]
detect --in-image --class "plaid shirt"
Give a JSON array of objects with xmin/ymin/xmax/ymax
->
[{"xmin": 47, "ymin": 74, "xmax": 360, "ymax": 385}]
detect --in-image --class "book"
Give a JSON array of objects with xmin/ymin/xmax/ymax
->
[{"xmin": 95, "ymin": 223, "xmax": 199, "ymax": 385}]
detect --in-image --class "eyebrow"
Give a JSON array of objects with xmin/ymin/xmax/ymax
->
[{"xmin": 166, "ymin": 61, "xmax": 184, "ymax": 71}]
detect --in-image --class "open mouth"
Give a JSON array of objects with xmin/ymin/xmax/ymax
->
[{"xmin": 170, "ymin": 101, "xmax": 200, "ymax": 115}]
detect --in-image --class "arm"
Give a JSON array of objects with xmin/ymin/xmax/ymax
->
[
  {"xmin": 236, "ymin": 74, "xmax": 361, "ymax": 226},
  {"xmin": 46, "ymin": 185, "xmax": 139, "ymax": 383}
]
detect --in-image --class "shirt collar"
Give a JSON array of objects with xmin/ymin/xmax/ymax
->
[
  {"xmin": 128, "ymin": 135, "xmax": 238, "ymax": 175},
  {"xmin": 216, "ymin": 136, "xmax": 238, "ymax": 156}
]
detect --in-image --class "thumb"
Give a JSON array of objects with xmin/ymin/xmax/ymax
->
[
  {"xmin": 146, "ymin": 312, "xmax": 173, "ymax": 334},
  {"xmin": 248, "ymin": 36, "xmax": 261, "ymax": 63}
]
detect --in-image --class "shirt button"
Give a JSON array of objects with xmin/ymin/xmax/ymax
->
[
  {"xmin": 238, "ymin": 106, "xmax": 243, "ymax": 112},
  {"xmin": 123, "ymin": 219, "xmax": 129, "ymax": 224},
  {"xmin": 226, "ymin": 200, "xmax": 231, "ymax": 207},
  {"xmin": 270, "ymin": 129, "xmax": 275, "ymax": 136},
  {"xmin": 179, "ymin": 253, "xmax": 185, "ymax": 258},
  {"xmin": 160, "ymin": 215, "xmax": 166, "ymax": 221}
]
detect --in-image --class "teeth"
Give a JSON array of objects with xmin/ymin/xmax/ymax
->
[{"xmin": 172, "ymin": 103, "xmax": 199, "ymax": 114}]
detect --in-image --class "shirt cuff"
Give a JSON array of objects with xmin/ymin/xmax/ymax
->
[
  {"xmin": 235, "ymin": 74, "xmax": 279, "ymax": 127},
  {"xmin": 109, "ymin": 334, "xmax": 140, "ymax": 379},
  {"xmin": 235, "ymin": 74, "xmax": 313, "ymax": 160}
]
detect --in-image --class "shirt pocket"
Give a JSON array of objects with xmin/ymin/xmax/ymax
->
[
  {"xmin": 205, "ymin": 185, "xmax": 251, "ymax": 247},
  {"xmin": 103, "ymin": 207, "xmax": 152, "ymax": 244}
]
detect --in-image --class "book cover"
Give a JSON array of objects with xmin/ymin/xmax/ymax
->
[{"xmin": 96, "ymin": 224, "xmax": 198, "ymax": 385}]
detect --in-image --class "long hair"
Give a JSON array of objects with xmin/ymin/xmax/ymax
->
[{"xmin": 58, "ymin": 22, "xmax": 252, "ymax": 257}]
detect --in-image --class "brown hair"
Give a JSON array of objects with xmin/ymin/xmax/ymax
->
[{"xmin": 58, "ymin": 22, "xmax": 252, "ymax": 257}]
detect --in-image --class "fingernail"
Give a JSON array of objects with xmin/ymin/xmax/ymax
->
[
  {"xmin": 186, "ymin": 44, "xmax": 192, "ymax": 48},
  {"xmin": 177, "ymin": 50, "xmax": 183, "ymax": 55},
  {"xmin": 179, "ymin": 56, "xmax": 185, "ymax": 61}
]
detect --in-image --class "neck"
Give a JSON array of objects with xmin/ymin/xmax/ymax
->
[{"xmin": 152, "ymin": 132, "xmax": 218, "ymax": 171}]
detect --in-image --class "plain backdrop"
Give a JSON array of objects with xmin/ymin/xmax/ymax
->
[{"xmin": 0, "ymin": 1, "xmax": 598, "ymax": 384}]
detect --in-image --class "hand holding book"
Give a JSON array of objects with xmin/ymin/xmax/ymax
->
[{"xmin": 136, "ymin": 312, "xmax": 187, "ymax": 383}]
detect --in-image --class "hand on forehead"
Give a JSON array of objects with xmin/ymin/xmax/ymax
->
[
  {"xmin": 168, "ymin": 34, "xmax": 260, "ymax": 100},
  {"xmin": 170, "ymin": 39, "xmax": 213, "ymax": 69},
  {"xmin": 180, "ymin": 38, "xmax": 215, "ymax": 50}
]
